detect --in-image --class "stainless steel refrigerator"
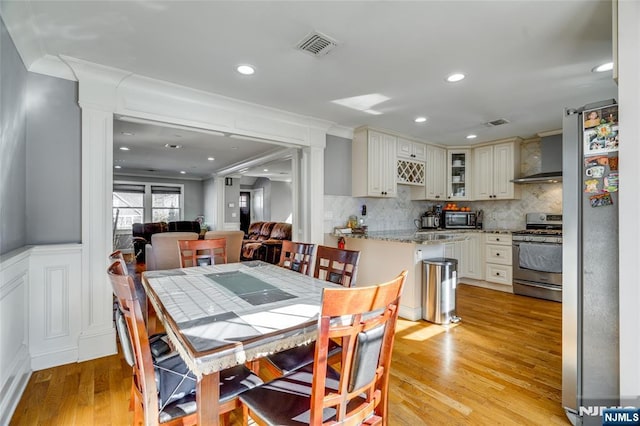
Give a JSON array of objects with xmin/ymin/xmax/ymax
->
[{"xmin": 562, "ymin": 100, "xmax": 619, "ymax": 425}]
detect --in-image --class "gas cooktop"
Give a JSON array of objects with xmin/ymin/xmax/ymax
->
[{"xmin": 512, "ymin": 213, "xmax": 563, "ymax": 243}]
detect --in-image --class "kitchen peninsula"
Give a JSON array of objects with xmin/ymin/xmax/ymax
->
[{"xmin": 326, "ymin": 229, "xmax": 512, "ymax": 320}]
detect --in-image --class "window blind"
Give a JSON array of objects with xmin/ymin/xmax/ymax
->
[
  {"xmin": 113, "ymin": 183, "xmax": 145, "ymax": 193},
  {"xmin": 151, "ymin": 185, "xmax": 182, "ymax": 195}
]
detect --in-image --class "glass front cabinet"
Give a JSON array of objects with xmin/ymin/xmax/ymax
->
[{"xmin": 447, "ymin": 149, "xmax": 471, "ymax": 200}]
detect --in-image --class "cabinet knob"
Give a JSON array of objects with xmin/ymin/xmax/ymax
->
[
  {"xmin": 496, "ymin": 272, "xmax": 500, "ymax": 276},
  {"xmin": 496, "ymin": 253, "xmax": 500, "ymax": 256},
  {"xmin": 496, "ymin": 238, "xmax": 500, "ymax": 241}
]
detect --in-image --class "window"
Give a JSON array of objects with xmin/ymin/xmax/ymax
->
[{"xmin": 113, "ymin": 181, "xmax": 183, "ymax": 230}]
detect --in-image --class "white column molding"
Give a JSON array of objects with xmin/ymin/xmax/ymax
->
[
  {"xmin": 214, "ymin": 176, "xmax": 225, "ymax": 231},
  {"xmin": 78, "ymin": 106, "xmax": 117, "ymax": 361}
]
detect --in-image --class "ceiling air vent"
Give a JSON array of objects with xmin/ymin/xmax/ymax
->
[
  {"xmin": 485, "ymin": 118, "xmax": 510, "ymax": 127},
  {"xmin": 296, "ymin": 31, "xmax": 339, "ymax": 57}
]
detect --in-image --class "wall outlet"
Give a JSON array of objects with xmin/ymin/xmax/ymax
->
[{"xmin": 231, "ymin": 212, "xmax": 237, "ymax": 218}]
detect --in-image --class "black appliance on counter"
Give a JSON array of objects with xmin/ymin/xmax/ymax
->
[{"xmin": 442, "ymin": 210, "xmax": 478, "ymax": 229}]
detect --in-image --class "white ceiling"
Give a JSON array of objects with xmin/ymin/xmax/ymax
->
[{"xmin": 2, "ymin": 0, "xmax": 618, "ymax": 179}]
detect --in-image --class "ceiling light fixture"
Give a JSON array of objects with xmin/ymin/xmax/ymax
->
[
  {"xmin": 180, "ymin": 171, "xmax": 186, "ymax": 174},
  {"xmin": 263, "ymin": 169, "xmax": 269, "ymax": 172},
  {"xmin": 446, "ymin": 73, "xmax": 465, "ymax": 83},
  {"xmin": 414, "ymin": 117, "xmax": 427, "ymax": 123},
  {"xmin": 237, "ymin": 64, "xmax": 255, "ymax": 75},
  {"xmin": 592, "ymin": 62, "xmax": 614, "ymax": 72},
  {"xmin": 164, "ymin": 144, "xmax": 182, "ymax": 149},
  {"xmin": 466, "ymin": 134, "xmax": 477, "ymax": 139},
  {"xmin": 114, "ymin": 165, "xmax": 122, "ymax": 169},
  {"xmin": 119, "ymin": 146, "xmax": 130, "ymax": 151},
  {"xmin": 207, "ymin": 157, "xmax": 215, "ymax": 161}
]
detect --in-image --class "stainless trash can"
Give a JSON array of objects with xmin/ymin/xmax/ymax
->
[{"xmin": 422, "ymin": 257, "xmax": 460, "ymax": 324}]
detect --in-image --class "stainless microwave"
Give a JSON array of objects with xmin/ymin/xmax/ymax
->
[{"xmin": 443, "ymin": 211, "xmax": 477, "ymax": 229}]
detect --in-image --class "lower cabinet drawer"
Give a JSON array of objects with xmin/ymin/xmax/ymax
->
[
  {"xmin": 485, "ymin": 263, "xmax": 512, "ymax": 285},
  {"xmin": 485, "ymin": 244, "xmax": 512, "ymax": 265}
]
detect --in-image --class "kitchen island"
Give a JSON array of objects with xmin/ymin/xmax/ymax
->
[{"xmin": 325, "ymin": 229, "xmax": 513, "ymax": 321}]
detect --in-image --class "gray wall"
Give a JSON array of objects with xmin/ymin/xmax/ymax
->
[
  {"xmin": 26, "ymin": 73, "xmax": 81, "ymax": 245},
  {"xmin": 223, "ymin": 177, "xmax": 240, "ymax": 224},
  {"xmin": 203, "ymin": 177, "xmax": 216, "ymax": 229},
  {"xmin": 270, "ymin": 181, "xmax": 292, "ymax": 222},
  {"xmin": 324, "ymin": 135, "xmax": 352, "ymax": 196},
  {"xmin": 114, "ymin": 174, "xmax": 204, "ymax": 222},
  {"xmin": 0, "ymin": 17, "xmax": 28, "ymax": 254},
  {"xmin": 252, "ymin": 178, "xmax": 272, "ymax": 220}
]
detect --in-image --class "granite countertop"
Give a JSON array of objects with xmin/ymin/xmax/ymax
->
[{"xmin": 334, "ymin": 228, "xmax": 515, "ymax": 245}]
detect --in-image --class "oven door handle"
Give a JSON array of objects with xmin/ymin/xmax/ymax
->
[{"xmin": 513, "ymin": 280, "xmax": 561, "ymax": 291}]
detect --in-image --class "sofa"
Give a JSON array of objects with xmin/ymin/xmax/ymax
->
[
  {"xmin": 132, "ymin": 221, "xmax": 201, "ymax": 262},
  {"xmin": 241, "ymin": 222, "xmax": 292, "ymax": 264}
]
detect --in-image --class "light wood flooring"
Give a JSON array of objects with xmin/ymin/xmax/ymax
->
[{"xmin": 10, "ymin": 283, "xmax": 567, "ymax": 425}]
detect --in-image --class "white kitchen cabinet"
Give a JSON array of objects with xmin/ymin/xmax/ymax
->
[
  {"xmin": 398, "ymin": 138, "xmax": 427, "ymax": 161},
  {"xmin": 473, "ymin": 139, "xmax": 521, "ymax": 200},
  {"xmin": 352, "ymin": 128, "xmax": 397, "ymax": 197},
  {"xmin": 425, "ymin": 144, "xmax": 447, "ymax": 200},
  {"xmin": 484, "ymin": 234, "xmax": 512, "ymax": 285},
  {"xmin": 446, "ymin": 149, "xmax": 471, "ymax": 200},
  {"xmin": 460, "ymin": 232, "xmax": 484, "ymax": 280}
]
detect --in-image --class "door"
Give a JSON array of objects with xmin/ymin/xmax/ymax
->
[{"xmin": 239, "ymin": 191, "xmax": 251, "ymax": 234}]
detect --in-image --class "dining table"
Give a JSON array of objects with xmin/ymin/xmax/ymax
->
[{"xmin": 141, "ymin": 260, "xmax": 342, "ymax": 426}]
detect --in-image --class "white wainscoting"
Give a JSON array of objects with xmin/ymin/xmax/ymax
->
[
  {"xmin": 29, "ymin": 244, "xmax": 83, "ymax": 370},
  {"xmin": 0, "ymin": 243, "xmax": 94, "ymax": 424},
  {"xmin": 0, "ymin": 248, "xmax": 31, "ymax": 425}
]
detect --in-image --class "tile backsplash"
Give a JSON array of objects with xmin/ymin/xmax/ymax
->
[{"xmin": 324, "ymin": 139, "xmax": 563, "ymax": 233}]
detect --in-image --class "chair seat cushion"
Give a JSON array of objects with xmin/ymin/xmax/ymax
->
[
  {"xmin": 240, "ymin": 364, "xmax": 365, "ymax": 425},
  {"xmin": 266, "ymin": 340, "xmax": 341, "ymax": 374},
  {"xmin": 156, "ymin": 361, "xmax": 263, "ymax": 423}
]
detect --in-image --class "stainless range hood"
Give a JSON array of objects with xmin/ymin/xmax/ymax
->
[{"xmin": 512, "ymin": 134, "xmax": 563, "ymax": 183}]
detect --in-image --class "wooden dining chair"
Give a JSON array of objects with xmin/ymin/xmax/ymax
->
[
  {"xmin": 263, "ymin": 246, "xmax": 361, "ymax": 376},
  {"xmin": 178, "ymin": 238, "xmax": 227, "ymax": 268},
  {"xmin": 240, "ymin": 271, "xmax": 407, "ymax": 426},
  {"xmin": 277, "ymin": 240, "xmax": 315, "ymax": 275},
  {"xmin": 107, "ymin": 261, "xmax": 263, "ymax": 425},
  {"xmin": 109, "ymin": 249, "xmax": 128, "ymax": 273},
  {"xmin": 314, "ymin": 245, "xmax": 361, "ymax": 287}
]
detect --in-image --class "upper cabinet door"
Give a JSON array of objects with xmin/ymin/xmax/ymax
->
[
  {"xmin": 446, "ymin": 149, "xmax": 471, "ymax": 200},
  {"xmin": 352, "ymin": 128, "xmax": 397, "ymax": 197},
  {"xmin": 397, "ymin": 138, "xmax": 427, "ymax": 162},
  {"xmin": 472, "ymin": 139, "xmax": 521, "ymax": 200},
  {"xmin": 425, "ymin": 145, "xmax": 446, "ymax": 200}
]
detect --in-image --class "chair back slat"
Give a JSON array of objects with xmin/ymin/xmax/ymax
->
[
  {"xmin": 109, "ymin": 250, "xmax": 128, "ymax": 275},
  {"xmin": 278, "ymin": 241, "xmax": 315, "ymax": 275},
  {"xmin": 314, "ymin": 245, "xmax": 361, "ymax": 287},
  {"xmin": 179, "ymin": 238, "xmax": 227, "ymax": 268},
  {"xmin": 310, "ymin": 271, "xmax": 406, "ymax": 425}
]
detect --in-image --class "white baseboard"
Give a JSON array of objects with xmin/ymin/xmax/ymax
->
[
  {"xmin": 77, "ymin": 327, "xmax": 117, "ymax": 362},
  {"xmin": 0, "ymin": 344, "xmax": 31, "ymax": 425},
  {"xmin": 399, "ymin": 305, "xmax": 422, "ymax": 321},
  {"xmin": 31, "ymin": 346, "xmax": 79, "ymax": 371}
]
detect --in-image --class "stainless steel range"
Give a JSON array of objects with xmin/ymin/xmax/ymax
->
[{"xmin": 512, "ymin": 213, "xmax": 562, "ymax": 302}]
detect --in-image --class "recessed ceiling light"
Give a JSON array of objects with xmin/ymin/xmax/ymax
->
[
  {"xmin": 466, "ymin": 134, "xmax": 477, "ymax": 139},
  {"xmin": 180, "ymin": 171, "xmax": 186, "ymax": 174},
  {"xmin": 592, "ymin": 62, "xmax": 614, "ymax": 72},
  {"xmin": 121, "ymin": 132, "xmax": 134, "ymax": 136},
  {"xmin": 207, "ymin": 157, "xmax": 215, "ymax": 161},
  {"xmin": 119, "ymin": 146, "xmax": 130, "ymax": 151},
  {"xmin": 446, "ymin": 73, "xmax": 465, "ymax": 83},
  {"xmin": 114, "ymin": 165, "xmax": 122, "ymax": 169},
  {"xmin": 263, "ymin": 168, "xmax": 269, "ymax": 172},
  {"xmin": 237, "ymin": 64, "xmax": 255, "ymax": 75},
  {"xmin": 414, "ymin": 117, "xmax": 427, "ymax": 123},
  {"xmin": 165, "ymin": 144, "xmax": 182, "ymax": 149}
]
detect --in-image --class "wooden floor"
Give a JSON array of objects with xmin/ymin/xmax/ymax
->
[{"xmin": 10, "ymin": 283, "xmax": 567, "ymax": 425}]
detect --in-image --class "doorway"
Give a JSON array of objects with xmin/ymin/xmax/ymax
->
[{"xmin": 239, "ymin": 191, "xmax": 251, "ymax": 234}]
